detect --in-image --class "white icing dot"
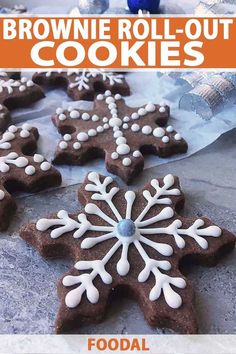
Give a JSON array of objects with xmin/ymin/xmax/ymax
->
[
  {"xmin": 40, "ymin": 161, "xmax": 51, "ymax": 171},
  {"xmin": 19, "ymin": 85, "xmax": 26, "ymax": 92},
  {"xmin": 8, "ymin": 125, "xmax": 17, "ymax": 133},
  {"xmin": 114, "ymin": 131, "xmax": 123, "ymax": 138},
  {"xmin": 123, "ymin": 123, "xmax": 129, "ymax": 129},
  {"xmin": 103, "ymin": 117, "xmax": 108, "ymax": 123},
  {"xmin": 68, "ymin": 106, "xmax": 73, "ymax": 112},
  {"xmin": 56, "ymin": 108, "xmax": 63, "ymax": 115},
  {"xmin": 0, "ymin": 190, "xmax": 5, "ymax": 200},
  {"xmin": 111, "ymin": 109, "xmax": 117, "ymax": 115},
  {"xmin": 59, "ymin": 114, "xmax": 66, "ymax": 121},
  {"xmin": 59, "ymin": 141, "xmax": 68, "ymax": 150},
  {"xmin": 64, "ymin": 134, "xmax": 72, "ymax": 141},
  {"xmin": 20, "ymin": 130, "xmax": 30, "ymax": 138},
  {"xmin": 145, "ymin": 103, "xmax": 156, "ymax": 112},
  {"xmin": 109, "ymin": 117, "xmax": 122, "ymax": 128},
  {"xmin": 21, "ymin": 77, "xmax": 27, "ymax": 83},
  {"xmin": 138, "ymin": 108, "xmax": 147, "ymax": 116},
  {"xmin": 97, "ymin": 126, "xmax": 104, "ymax": 133},
  {"xmin": 116, "ymin": 137, "xmax": 126, "ymax": 145},
  {"xmin": 103, "ymin": 124, "xmax": 109, "ymax": 130},
  {"xmin": 153, "ymin": 127, "xmax": 165, "ymax": 138},
  {"xmin": 77, "ymin": 132, "xmax": 88, "ymax": 142},
  {"xmin": 70, "ymin": 110, "xmax": 80, "ymax": 119},
  {"xmin": 122, "ymin": 158, "xmax": 131, "ymax": 166},
  {"xmin": 131, "ymin": 124, "xmax": 140, "ymax": 132},
  {"xmin": 73, "ymin": 142, "xmax": 81, "ymax": 150},
  {"xmin": 0, "ymin": 104, "xmax": 3, "ymax": 110},
  {"xmin": 97, "ymin": 94, "xmax": 104, "ymax": 100},
  {"xmin": 16, "ymin": 156, "xmax": 28, "ymax": 168},
  {"xmin": 142, "ymin": 125, "xmax": 152, "ymax": 135},
  {"xmin": 106, "ymin": 97, "xmax": 115, "ymax": 104},
  {"xmin": 113, "ymin": 126, "xmax": 119, "ymax": 132},
  {"xmin": 88, "ymin": 129, "xmax": 97, "ymax": 137},
  {"xmin": 33, "ymin": 154, "xmax": 44, "ymax": 163},
  {"xmin": 0, "ymin": 164, "xmax": 9, "ymax": 173},
  {"xmin": 131, "ymin": 112, "xmax": 139, "ymax": 120},
  {"xmin": 116, "ymin": 144, "xmax": 130, "ymax": 155},
  {"xmin": 162, "ymin": 136, "xmax": 170, "ymax": 143},
  {"xmin": 174, "ymin": 133, "xmax": 182, "ymax": 141},
  {"xmin": 82, "ymin": 113, "xmax": 90, "ymax": 121},
  {"xmin": 133, "ymin": 150, "xmax": 142, "ymax": 158},
  {"xmin": 166, "ymin": 126, "xmax": 174, "ymax": 133},
  {"xmin": 108, "ymin": 103, "xmax": 116, "ymax": 110},
  {"xmin": 105, "ymin": 90, "xmax": 111, "ymax": 96},
  {"xmin": 22, "ymin": 123, "xmax": 32, "ymax": 131},
  {"xmin": 159, "ymin": 106, "xmax": 166, "ymax": 113},
  {"xmin": 25, "ymin": 165, "xmax": 36, "ymax": 175},
  {"xmin": 115, "ymin": 94, "xmax": 122, "ymax": 100},
  {"xmin": 111, "ymin": 152, "xmax": 119, "ymax": 160},
  {"xmin": 92, "ymin": 115, "xmax": 99, "ymax": 122},
  {"xmin": 26, "ymin": 80, "xmax": 34, "ymax": 87},
  {"xmin": 123, "ymin": 116, "xmax": 130, "ymax": 123}
]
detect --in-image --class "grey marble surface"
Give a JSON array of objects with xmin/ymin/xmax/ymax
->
[{"xmin": 0, "ymin": 128, "xmax": 235, "ymax": 335}]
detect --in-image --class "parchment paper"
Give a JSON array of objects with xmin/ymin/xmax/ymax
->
[{"xmin": 11, "ymin": 71, "xmax": 236, "ymax": 187}]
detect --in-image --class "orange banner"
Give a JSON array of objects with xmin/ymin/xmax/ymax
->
[{"xmin": 0, "ymin": 16, "xmax": 235, "ymax": 69}]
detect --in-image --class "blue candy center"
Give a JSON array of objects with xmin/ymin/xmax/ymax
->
[{"xmin": 117, "ymin": 219, "xmax": 136, "ymax": 237}]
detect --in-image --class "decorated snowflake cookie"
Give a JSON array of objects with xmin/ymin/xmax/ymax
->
[
  {"xmin": 0, "ymin": 124, "xmax": 61, "ymax": 231},
  {"xmin": 52, "ymin": 91, "xmax": 187, "ymax": 183},
  {"xmin": 33, "ymin": 69, "xmax": 130, "ymax": 101},
  {"xmin": 0, "ymin": 72, "xmax": 44, "ymax": 132},
  {"xmin": 20, "ymin": 172, "xmax": 235, "ymax": 334}
]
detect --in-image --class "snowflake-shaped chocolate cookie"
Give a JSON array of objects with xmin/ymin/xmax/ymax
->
[
  {"xmin": 33, "ymin": 69, "xmax": 130, "ymax": 101},
  {"xmin": 0, "ymin": 72, "xmax": 44, "ymax": 132},
  {"xmin": 20, "ymin": 172, "xmax": 235, "ymax": 334},
  {"xmin": 52, "ymin": 91, "xmax": 187, "ymax": 183},
  {"xmin": 0, "ymin": 124, "xmax": 61, "ymax": 231}
]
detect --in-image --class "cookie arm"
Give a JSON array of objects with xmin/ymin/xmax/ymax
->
[
  {"xmin": 131, "ymin": 274, "xmax": 198, "ymax": 334},
  {"xmin": 20, "ymin": 217, "xmax": 79, "ymax": 259},
  {"xmin": 56, "ymin": 267, "xmax": 113, "ymax": 334},
  {"xmin": 175, "ymin": 216, "xmax": 236, "ymax": 264}
]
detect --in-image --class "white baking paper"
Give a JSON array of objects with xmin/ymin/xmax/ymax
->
[{"xmin": 10, "ymin": 71, "xmax": 236, "ymax": 187}]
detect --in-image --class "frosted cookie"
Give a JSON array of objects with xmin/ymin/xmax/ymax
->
[
  {"xmin": 0, "ymin": 72, "xmax": 44, "ymax": 131},
  {"xmin": 0, "ymin": 124, "xmax": 61, "ymax": 231},
  {"xmin": 52, "ymin": 91, "xmax": 187, "ymax": 183},
  {"xmin": 20, "ymin": 172, "xmax": 235, "ymax": 333},
  {"xmin": 33, "ymin": 69, "xmax": 130, "ymax": 101}
]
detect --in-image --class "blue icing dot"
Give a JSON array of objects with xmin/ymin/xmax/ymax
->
[{"xmin": 117, "ymin": 219, "xmax": 136, "ymax": 237}]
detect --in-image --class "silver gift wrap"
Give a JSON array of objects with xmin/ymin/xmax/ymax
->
[
  {"xmin": 195, "ymin": 0, "xmax": 236, "ymax": 14},
  {"xmin": 179, "ymin": 73, "xmax": 236, "ymax": 119},
  {"xmin": 222, "ymin": 73, "xmax": 236, "ymax": 88},
  {"xmin": 0, "ymin": 4, "xmax": 27, "ymax": 14},
  {"xmin": 179, "ymin": 84, "xmax": 224, "ymax": 120},
  {"xmin": 77, "ymin": 0, "xmax": 109, "ymax": 14},
  {"xmin": 202, "ymin": 75, "xmax": 236, "ymax": 102},
  {"xmin": 176, "ymin": 73, "xmax": 212, "ymax": 89}
]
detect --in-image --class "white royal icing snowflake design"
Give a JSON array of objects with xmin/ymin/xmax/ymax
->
[
  {"xmin": 56, "ymin": 91, "xmax": 182, "ymax": 168},
  {"xmin": 36, "ymin": 172, "xmax": 222, "ymax": 310},
  {"xmin": 0, "ymin": 124, "xmax": 52, "ymax": 175},
  {"xmin": 37, "ymin": 69, "xmax": 124, "ymax": 91}
]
